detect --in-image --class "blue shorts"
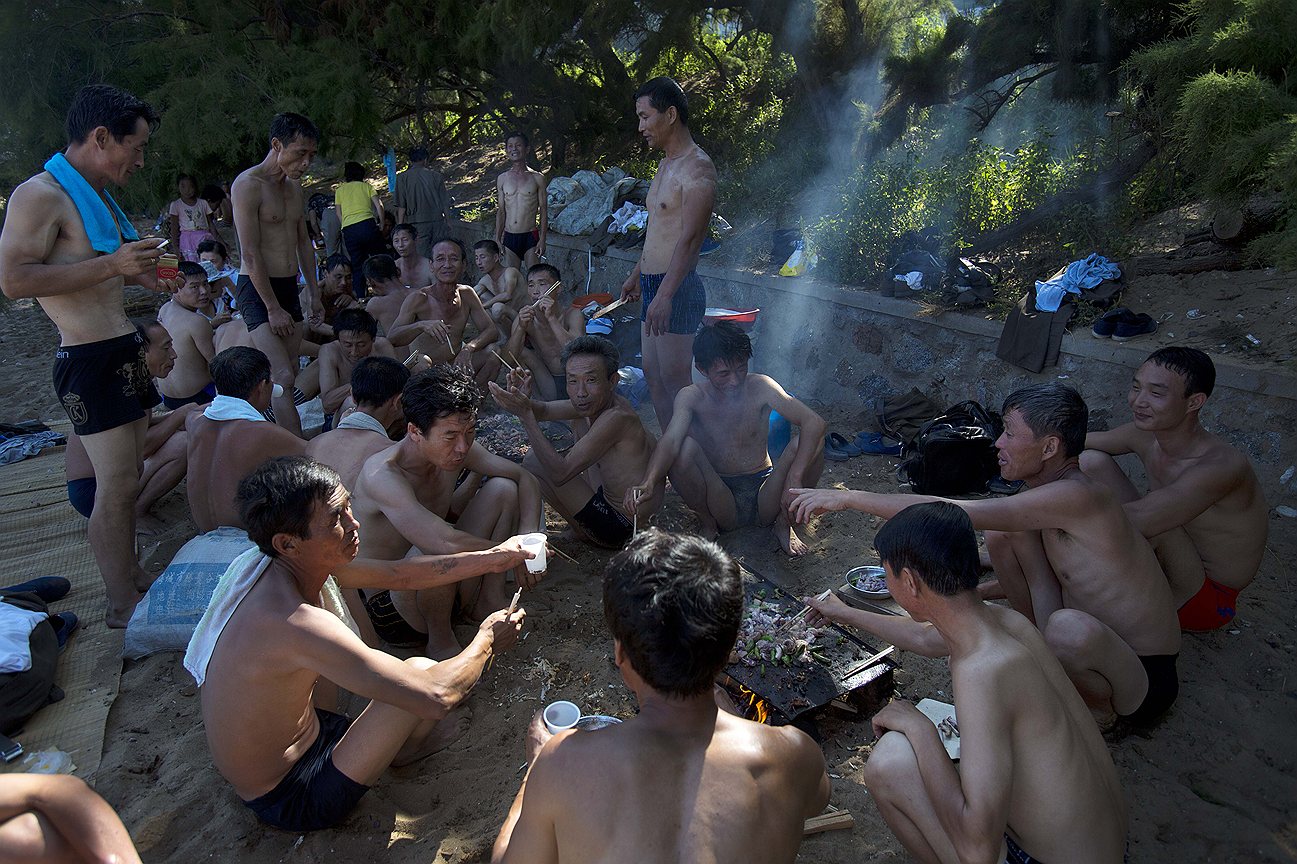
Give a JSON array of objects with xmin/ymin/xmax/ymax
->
[
  {"xmin": 161, "ymin": 382, "xmax": 216, "ymax": 411},
  {"xmin": 640, "ymin": 271, "xmax": 706, "ymax": 335},
  {"xmin": 243, "ymin": 709, "xmax": 369, "ymax": 832},
  {"xmin": 67, "ymin": 478, "xmax": 96, "ymax": 519}
]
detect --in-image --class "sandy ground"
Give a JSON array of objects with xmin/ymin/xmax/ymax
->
[{"xmin": 1, "ymin": 290, "xmax": 1295, "ymax": 862}]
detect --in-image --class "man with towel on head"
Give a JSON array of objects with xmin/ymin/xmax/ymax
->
[
  {"xmin": 0, "ymin": 84, "xmax": 178, "ymax": 628},
  {"xmin": 186, "ymin": 347, "xmax": 305, "ymax": 532},
  {"xmin": 187, "ymin": 456, "xmax": 530, "ymax": 833}
]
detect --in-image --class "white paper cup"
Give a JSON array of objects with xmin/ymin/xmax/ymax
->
[
  {"xmin": 543, "ymin": 700, "xmax": 580, "ymax": 734},
  {"xmin": 520, "ymin": 532, "xmax": 547, "ymax": 573}
]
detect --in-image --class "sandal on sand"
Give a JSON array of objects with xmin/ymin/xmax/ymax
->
[
  {"xmin": 824, "ymin": 432, "xmax": 860, "ymax": 461},
  {"xmin": 853, "ymin": 431, "xmax": 903, "ymax": 456}
]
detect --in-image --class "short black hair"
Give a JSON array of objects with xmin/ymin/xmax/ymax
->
[
  {"xmin": 392, "ymin": 222, "xmax": 418, "ymax": 239},
  {"xmin": 527, "ymin": 262, "xmax": 560, "ymax": 282},
  {"xmin": 430, "ymin": 236, "xmax": 467, "ymax": 261},
  {"xmin": 135, "ymin": 319, "xmax": 165, "ymax": 344},
  {"xmin": 269, "ymin": 112, "xmax": 319, "ymax": 147},
  {"xmin": 210, "ymin": 346, "xmax": 271, "ymax": 399},
  {"xmin": 408, "ymin": 146, "xmax": 429, "ymax": 162},
  {"xmin": 562, "ymin": 335, "xmax": 619, "ymax": 378},
  {"xmin": 196, "ymin": 237, "xmax": 228, "ymax": 260},
  {"xmin": 874, "ymin": 502, "xmax": 981, "ymax": 597},
  {"xmin": 506, "ymin": 131, "xmax": 530, "ymax": 148},
  {"xmin": 65, "ymin": 84, "xmax": 159, "ymax": 145},
  {"xmin": 332, "ymin": 308, "xmax": 378, "ymax": 339},
  {"xmin": 343, "ymin": 161, "xmax": 365, "ymax": 182},
  {"xmin": 693, "ymin": 321, "xmax": 751, "ymax": 370},
  {"xmin": 352, "ymin": 356, "xmax": 411, "ymax": 410},
  {"xmin": 363, "ymin": 254, "xmax": 399, "ymax": 283},
  {"xmin": 634, "ymin": 76, "xmax": 689, "ymax": 127},
  {"xmin": 324, "ymin": 253, "xmax": 351, "ymax": 274},
  {"xmin": 176, "ymin": 172, "xmax": 196, "ymax": 186},
  {"xmin": 1002, "ymin": 383, "xmax": 1087, "ymax": 458},
  {"xmin": 1145, "ymin": 347, "xmax": 1215, "ymax": 398},
  {"xmin": 473, "ymin": 239, "xmax": 501, "ymax": 255},
  {"xmin": 401, "ymin": 365, "xmax": 481, "ymax": 435},
  {"xmin": 179, "ymin": 261, "xmax": 206, "ymax": 280},
  {"xmin": 602, "ymin": 529, "xmax": 741, "ymax": 698},
  {"xmin": 237, "ymin": 456, "xmax": 342, "ymax": 556},
  {"xmin": 200, "ymin": 183, "xmax": 226, "ymax": 206}
]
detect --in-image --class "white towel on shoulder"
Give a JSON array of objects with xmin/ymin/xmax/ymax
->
[
  {"xmin": 336, "ymin": 410, "xmax": 388, "ymax": 436},
  {"xmin": 184, "ymin": 547, "xmax": 360, "ymax": 687},
  {"xmin": 203, "ymin": 395, "xmax": 267, "ymax": 423}
]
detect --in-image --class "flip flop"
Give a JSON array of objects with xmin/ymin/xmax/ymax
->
[
  {"xmin": 853, "ymin": 431, "xmax": 903, "ymax": 456},
  {"xmin": 824, "ymin": 432, "xmax": 860, "ymax": 461},
  {"xmin": 49, "ymin": 612, "xmax": 79, "ymax": 652}
]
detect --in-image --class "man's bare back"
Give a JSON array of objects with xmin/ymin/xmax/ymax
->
[
  {"xmin": 186, "ymin": 414, "xmax": 304, "ymax": 531},
  {"xmin": 156, "ymin": 300, "xmax": 214, "ymax": 400},
  {"xmin": 306, "ymin": 427, "xmax": 392, "ymax": 494}
]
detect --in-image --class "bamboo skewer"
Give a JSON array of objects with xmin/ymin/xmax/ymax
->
[
  {"xmin": 492, "ymin": 348, "xmax": 520, "ymax": 371},
  {"xmin": 547, "ymin": 543, "xmax": 579, "ymax": 565},
  {"xmin": 591, "ymin": 296, "xmax": 630, "ymax": 318},
  {"xmin": 838, "ymin": 645, "xmax": 897, "ymax": 680}
]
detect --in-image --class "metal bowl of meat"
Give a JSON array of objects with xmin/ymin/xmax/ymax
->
[
  {"xmin": 843, "ymin": 565, "xmax": 889, "ymax": 599},
  {"xmin": 575, "ymin": 714, "xmax": 622, "ymax": 731}
]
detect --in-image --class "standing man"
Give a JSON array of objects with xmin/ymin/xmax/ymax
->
[
  {"xmin": 231, "ymin": 112, "xmax": 323, "ymax": 438},
  {"xmin": 493, "ymin": 132, "xmax": 548, "ymax": 270},
  {"xmin": 618, "ymin": 78, "xmax": 716, "ymax": 430},
  {"xmin": 0, "ymin": 84, "xmax": 173, "ymax": 627},
  {"xmin": 393, "ymin": 147, "xmax": 451, "ymax": 259},
  {"xmin": 1082, "ymin": 347, "xmax": 1268, "ymax": 630}
]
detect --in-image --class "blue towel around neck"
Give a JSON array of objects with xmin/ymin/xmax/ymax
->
[{"xmin": 43, "ymin": 152, "xmax": 140, "ymax": 254}]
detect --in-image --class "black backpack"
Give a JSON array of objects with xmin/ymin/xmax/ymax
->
[{"xmin": 899, "ymin": 401, "xmax": 1003, "ymax": 495}]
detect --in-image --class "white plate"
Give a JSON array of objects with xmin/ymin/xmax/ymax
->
[{"xmin": 915, "ymin": 698, "xmax": 959, "ymax": 760}]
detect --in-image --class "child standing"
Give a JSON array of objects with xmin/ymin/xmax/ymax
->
[{"xmin": 169, "ymin": 173, "xmax": 217, "ymax": 261}]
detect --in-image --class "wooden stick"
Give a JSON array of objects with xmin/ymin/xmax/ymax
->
[
  {"xmin": 771, "ymin": 590, "xmax": 831, "ymax": 638},
  {"xmin": 592, "ymin": 296, "xmax": 629, "ymax": 318},
  {"xmin": 803, "ymin": 809, "xmax": 854, "ymax": 835},
  {"xmin": 838, "ymin": 645, "xmax": 897, "ymax": 680},
  {"xmin": 508, "ymin": 586, "xmax": 523, "ymax": 614},
  {"xmin": 504, "ymin": 348, "xmax": 523, "ymax": 369},
  {"xmin": 541, "ymin": 280, "xmax": 563, "ymax": 300},
  {"xmin": 491, "ymin": 348, "xmax": 519, "ymax": 371},
  {"xmin": 547, "ymin": 543, "xmax": 579, "ymax": 565}
]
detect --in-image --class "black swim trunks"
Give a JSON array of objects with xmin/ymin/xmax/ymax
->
[
  {"xmin": 573, "ymin": 486, "xmax": 634, "ymax": 548},
  {"xmin": 501, "ymin": 229, "xmax": 539, "ymax": 260},
  {"xmin": 362, "ymin": 589, "xmax": 428, "ymax": 648},
  {"xmin": 720, "ymin": 466, "xmax": 773, "ymax": 528},
  {"xmin": 53, "ymin": 332, "xmax": 160, "ymax": 436},
  {"xmin": 243, "ymin": 708, "xmax": 369, "ymax": 832},
  {"xmin": 1120, "ymin": 653, "xmax": 1179, "ymax": 727},
  {"xmin": 67, "ymin": 477, "xmax": 96, "ymax": 519},
  {"xmin": 1004, "ymin": 834, "xmax": 1045, "ymax": 864},
  {"xmin": 235, "ymin": 274, "xmax": 304, "ymax": 331},
  {"xmin": 161, "ymin": 381, "xmax": 216, "ymax": 410},
  {"xmin": 640, "ymin": 271, "xmax": 706, "ymax": 335}
]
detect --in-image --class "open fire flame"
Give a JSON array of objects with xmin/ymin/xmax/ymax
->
[{"xmin": 736, "ymin": 683, "xmax": 774, "ymax": 724}]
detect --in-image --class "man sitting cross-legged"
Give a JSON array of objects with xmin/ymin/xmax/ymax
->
[
  {"xmin": 492, "ymin": 529, "xmax": 829, "ymax": 863},
  {"xmin": 66, "ymin": 320, "xmax": 194, "ymax": 525},
  {"xmin": 188, "ymin": 456, "xmax": 529, "ymax": 833},
  {"xmin": 490, "ymin": 336, "xmax": 663, "ymax": 549},
  {"xmin": 805, "ymin": 502, "xmax": 1128, "ymax": 864},
  {"xmin": 186, "ymin": 346, "xmax": 305, "ymax": 533},
  {"xmin": 353, "ymin": 365, "xmax": 545, "ymax": 658},
  {"xmin": 317, "ymin": 308, "xmax": 398, "ymax": 420},
  {"xmin": 156, "ymin": 261, "xmax": 216, "ymax": 409},
  {"xmin": 472, "ymin": 239, "xmax": 524, "ymax": 328},
  {"xmin": 504, "ymin": 263, "xmax": 585, "ymax": 401},
  {"xmin": 788, "ymin": 383, "xmax": 1182, "ymax": 731},
  {"xmin": 1081, "ymin": 346, "xmax": 1268, "ymax": 631},
  {"xmin": 626, "ymin": 321, "xmax": 826, "ymax": 556}
]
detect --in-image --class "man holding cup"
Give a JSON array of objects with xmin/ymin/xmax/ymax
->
[
  {"xmin": 0, "ymin": 84, "xmax": 180, "ymax": 628},
  {"xmin": 492, "ymin": 529, "xmax": 830, "ymax": 862}
]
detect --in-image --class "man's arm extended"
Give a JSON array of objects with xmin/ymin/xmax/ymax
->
[
  {"xmin": 1083, "ymin": 423, "xmax": 1140, "ymax": 457},
  {"xmin": 0, "ymin": 774, "xmax": 143, "ymax": 864},
  {"xmin": 787, "ymin": 483, "xmax": 1083, "ymax": 535},
  {"xmin": 624, "ymin": 387, "xmax": 697, "ymax": 513},
  {"xmin": 514, "ymin": 396, "xmax": 629, "ymax": 487},
  {"xmin": 335, "ymin": 537, "xmax": 530, "ymax": 590},
  {"xmin": 0, "ymin": 180, "xmax": 165, "ymax": 299},
  {"xmin": 806, "ymin": 593, "xmax": 950, "ymax": 657}
]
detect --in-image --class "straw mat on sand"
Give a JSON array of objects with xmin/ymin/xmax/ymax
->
[{"xmin": 0, "ymin": 444, "xmax": 122, "ymax": 780}]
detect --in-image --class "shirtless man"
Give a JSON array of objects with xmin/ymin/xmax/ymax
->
[
  {"xmin": 352, "ymin": 365, "xmax": 544, "ymax": 658},
  {"xmin": 387, "ymin": 238, "xmax": 501, "ymax": 386},
  {"xmin": 66, "ymin": 320, "xmax": 194, "ymax": 524},
  {"xmin": 231, "ymin": 112, "xmax": 324, "ymax": 438},
  {"xmin": 494, "ymin": 132, "xmax": 547, "ymax": 270},
  {"xmin": 491, "ymin": 336, "xmax": 663, "ymax": 549},
  {"xmin": 156, "ymin": 261, "xmax": 216, "ymax": 408},
  {"xmin": 362, "ymin": 254, "xmax": 414, "ymax": 336},
  {"xmin": 1082, "ymin": 347, "xmax": 1268, "ymax": 631},
  {"xmin": 193, "ymin": 456, "xmax": 529, "ymax": 833},
  {"xmin": 0, "ymin": 84, "xmax": 173, "ymax": 627},
  {"xmin": 318, "ymin": 309, "xmax": 397, "ymax": 417},
  {"xmin": 309, "ymin": 253, "xmax": 358, "ymax": 339},
  {"xmin": 789, "ymin": 384, "xmax": 1182, "ymax": 730},
  {"xmin": 504, "ymin": 264, "xmax": 585, "ymax": 401},
  {"xmin": 392, "ymin": 223, "xmax": 433, "ymax": 289},
  {"xmin": 618, "ymin": 77, "xmax": 716, "ymax": 429},
  {"xmin": 492, "ymin": 529, "xmax": 829, "ymax": 863},
  {"xmin": 186, "ymin": 347, "xmax": 305, "ymax": 532},
  {"xmin": 0, "ymin": 773, "xmax": 142, "ymax": 864},
  {"xmin": 805, "ymin": 502, "xmax": 1128, "ymax": 864},
  {"xmin": 627, "ymin": 321, "xmax": 825, "ymax": 556},
  {"xmin": 473, "ymin": 239, "xmax": 523, "ymax": 326}
]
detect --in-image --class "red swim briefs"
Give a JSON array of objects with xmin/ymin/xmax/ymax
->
[{"xmin": 1177, "ymin": 577, "xmax": 1240, "ymax": 631}]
